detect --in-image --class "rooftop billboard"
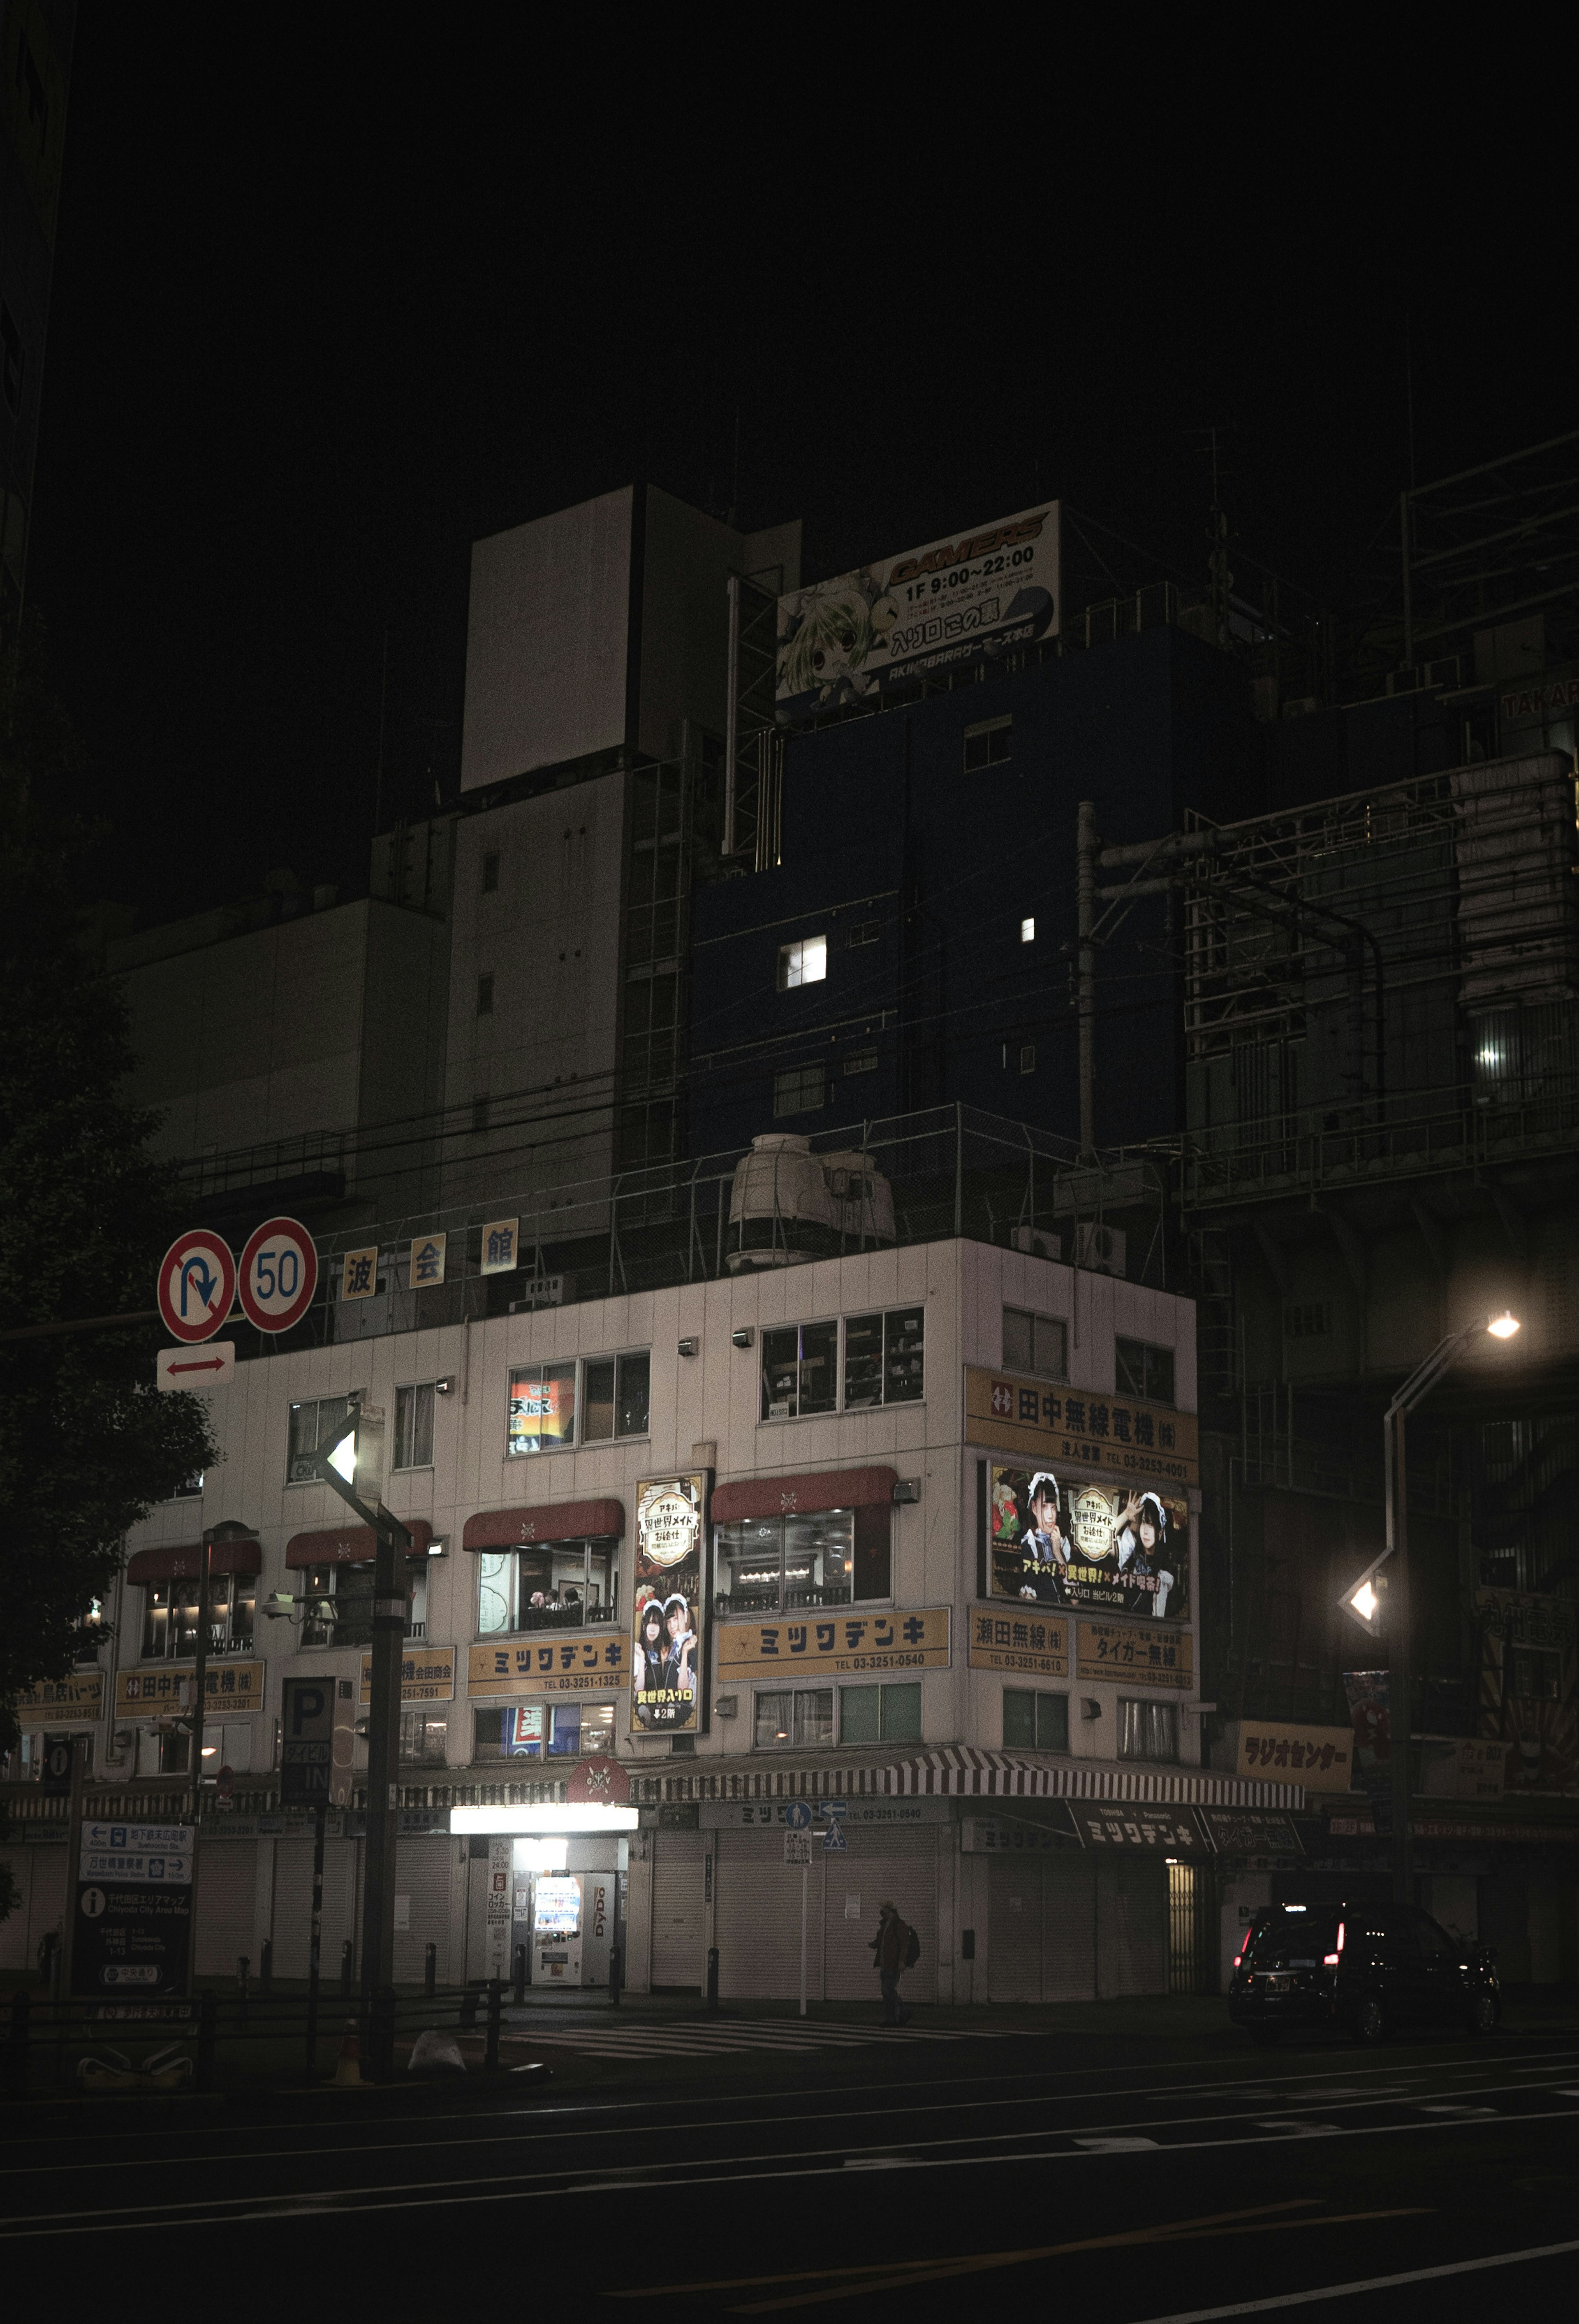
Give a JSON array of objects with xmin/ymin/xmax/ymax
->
[{"xmin": 775, "ymin": 502, "xmax": 1059, "ymax": 725}]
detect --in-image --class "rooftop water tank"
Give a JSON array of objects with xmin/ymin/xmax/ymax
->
[{"xmin": 726, "ymin": 1135, "xmax": 896, "ymax": 1272}]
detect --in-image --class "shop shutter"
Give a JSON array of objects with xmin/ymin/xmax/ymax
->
[
  {"xmin": 987, "ymin": 1855, "xmax": 1043, "ymax": 2002},
  {"xmin": 715, "ymin": 1828, "xmax": 823, "ymax": 2001},
  {"xmin": 270, "ymin": 1837, "xmax": 359, "ymax": 1979},
  {"xmin": 650, "ymin": 1832, "xmax": 706, "ymax": 1991},
  {"xmin": 394, "ymin": 1835, "xmax": 454, "ymax": 1985},
  {"xmin": 822, "ymin": 1827, "xmax": 939, "ymax": 2004},
  {"xmin": 194, "ymin": 1842, "xmax": 257, "ymax": 1976},
  {"xmin": 1097, "ymin": 1855, "xmax": 1167, "ymax": 1997},
  {"xmin": 1042, "ymin": 1855, "xmax": 1097, "ymax": 2001}
]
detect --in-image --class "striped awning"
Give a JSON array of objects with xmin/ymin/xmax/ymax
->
[{"xmin": 889, "ymin": 1748, "xmax": 1304, "ymax": 1810}]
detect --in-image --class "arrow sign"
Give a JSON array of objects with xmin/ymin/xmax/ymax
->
[
  {"xmin": 156, "ymin": 1229, "xmax": 236, "ymax": 1345},
  {"xmin": 157, "ymin": 1342, "xmax": 235, "ymax": 1391}
]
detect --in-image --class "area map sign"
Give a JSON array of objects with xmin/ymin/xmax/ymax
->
[{"xmin": 72, "ymin": 1822, "xmax": 193, "ymax": 1996}]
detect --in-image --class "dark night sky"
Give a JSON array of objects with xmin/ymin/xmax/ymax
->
[{"xmin": 23, "ymin": 21, "xmax": 1574, "ymax": 925}]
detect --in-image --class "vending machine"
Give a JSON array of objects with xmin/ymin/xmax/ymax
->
[{"xmin": 523, "ymin": 1860, "xmax": 618, "ymax": 1987}]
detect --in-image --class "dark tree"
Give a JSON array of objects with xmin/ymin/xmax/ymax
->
[{"xmin": 0, "ymin": 633, "xmax": 216, "ymax": 1760}]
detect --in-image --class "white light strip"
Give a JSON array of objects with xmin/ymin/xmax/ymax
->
[{"xmin": 449, "ymin": 1804, "xmax": 639, "ymax": 1835}]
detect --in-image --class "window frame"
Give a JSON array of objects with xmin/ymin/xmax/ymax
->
[
  {"xmin": 839, "ymin": 1681, "xmax": 922, "ymax": 1744},
  {"xmin": 286, "ymin": 1393, "xmax": 358, "ymax": 1487},
  {"xmin": 752, "ymin": 1686, "xmax": 835, "ymax": 1750},
  {"xmin": 140, "ymin": 1571, "xmax": 256, "ymax": 1661},
  {"xmin": 474, "ymin": 1538, "xmax": 620, "ymax": 1636},
  {"xmin": 1002, "ymin": 1306, "xmax": 1068, "ymax": 1382},
  {"xmin": 299, "ymin": 1562, "xmax": 377, "ymax": 1651},
  {"xmin": 713, "ymin": 1504, "xmax": 890, "ymax": 1617},
  {"xmin": 393, "ymin": 1380, "xmax": 438, "ymax": 1472},
  {"xmin": 759, "ymin": 1307, "xmax": 925, "ymax": 1424},
  {"xmin": 505, "ymin": 1348, "xmax": 650, "ymax": 1460},
  {"xmin": 777, "ymin": 934, "xmax": 828, "ymax": 991},
  {"xmin": 1002, "ymin": 1687, "xmax": 1070, "ymax": 1752},
  {"xmin": 963, "ymin": 714, "xmax": 1012, "ymax": 771},
  {"xmin": 475, "ymin": 1700, "xmax": 616, "ymax": 1762},
  {"xmin": 1114, "ymin": 1337, "xmax": 1176, "ymax": 1406},
  {"xmin": 1117, "ymin": 1696, "xmax": 1180, "ymax": 1763},
  {"xmin": 773, "ymin": 1062, "xmax": 827, "ymax": 1117}
]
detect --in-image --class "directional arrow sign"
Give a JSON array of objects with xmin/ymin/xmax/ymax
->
[
  {"xmin": 157, "ymin": 1342, "xmax": 235, "ymax": 1391},
  {"xmin": 156, "ymin": 1229, "xmax": 236, "ymax": 1345}
]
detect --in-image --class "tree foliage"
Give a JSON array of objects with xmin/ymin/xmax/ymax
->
[{"xmin": 0, "ymin": 634, "xmax": 216, "ymax": 1756}]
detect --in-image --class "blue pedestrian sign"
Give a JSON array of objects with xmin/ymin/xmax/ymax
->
[
  {"xmin": 783, "ymin": 1800, "xmax": 813, "ymax": 1830},
  {"xmin": 821, "ymin": 1823, "xmax": 848, "ymax": 1852}
]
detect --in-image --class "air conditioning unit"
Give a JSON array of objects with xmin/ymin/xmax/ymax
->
[
  {"xmin": 1072, "ymin": 1223, "xmax": 1127, "ymax": 1277},
  {"xmin": 1011, "ymin": 1225, "xmax": 1062, "ymax": 1261}
]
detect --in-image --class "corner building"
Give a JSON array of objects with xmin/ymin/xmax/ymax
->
[{"xmin": 92, "ymin": 1240, "xmax": 1301, "ymax": 2004}]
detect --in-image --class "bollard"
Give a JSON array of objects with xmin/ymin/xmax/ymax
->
[
  {"xmin": 6, "ymin": 1990, "xmax": 28, "ymax": 2096},
  {"xmin": 424, "ymin": 1940, "xmax": 437, "ymax": 2000},
  {"xmin": 259, "ymin": 1937, "xmax": 273, "ymax": 1995},
  {"xmin": 340, "ymin": 1938, "xmax": 354, "ymax": 1996},
  {"xmin": 196, "ymin": 1988, "xmax": 217, "ymax": 2092},
  {"xmin": 706, "ymin": 1946, "xmax": 720, "ymax": 2012},
  {"xmin": 512, "ymin": 1943, "xmax": 526, "ymax": 2007},
  {"xmin": 485, "ymin": 1978, "xmax": 502, "ymax": 2072},
  {"xmin": 609, "ymin": 1945, "xmax": 622, "ymax": 2008}
]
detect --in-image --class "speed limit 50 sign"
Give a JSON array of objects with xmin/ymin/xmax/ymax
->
[{"xmin": 238, "ymin": 1216, "xmax": 319, "ymax": 1333}]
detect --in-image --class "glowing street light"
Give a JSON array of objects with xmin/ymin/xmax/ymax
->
[{"xmin": 1487, "ymin": 1312, "xmax": 1520, "ymax": 1340}]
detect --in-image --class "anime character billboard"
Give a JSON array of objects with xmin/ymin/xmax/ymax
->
[
  {"xmin": 775, "ymin": 503, "xmax": 1060, "ymax": 724},
  {"xmin": 630, "ymin": 1472, "xmax": 708, "ymax": 1735},
  {"xmin": 989, "ymin": 1466, "xmax": 1188, "ymax": 1620}
]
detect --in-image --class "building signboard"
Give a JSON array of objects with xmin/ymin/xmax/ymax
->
[
  {"xmin": 967, "ymin": 1608, "xmax": 1068, "ymax": 1679},
  {"xmin": 968, "ymin": 1366, "xmax": 1198, "ymax": 1488},
  {"xmin": 715, "ymin": 1607, "xmax": 951, "ymax": 1682},
  {"xmin": 630, "ymin": 1473, "xmax": 707, "ymax": 1736},
  {"xmin": 1235, "ymin": 1719, "xmax": 1354, "ymax": 1791},
  {"xmin": 989, "ymin": 1464, "xmax": 1190, "ymax": 1621},
  {"xmin": 468, "ymin": 1633, "xmax": 627, "ymax": 1700},
  {"xmin": 699, "ymin": 1797, "xmax": 952, "ymax": 1829},
  {"xmin": 115, "ymin": 1661, "xmax": 265, "ymax": 1718},
  {"xmin": 1076, "ymin": 1619, "xmax": 1193, "ymax": 1690},
  {"xmin": 14, "ymin": 1672, "xmax": 104, "ymax": 1726},
  {"xmin": 1070, "ymin": 1805, "xmax": 1204, "ymax": 1851},
  {"xmin": 774, "ymin": 503, "xmax": 1059, "ymax": 724},
  {"xmin": 359, "ymin": 1645, "xmax": 456, "ymax": 1704},
  {"xmin": 72, "ymin": 1821, "xmax": 194, "ymax": 1998},
  {"xmin": 1476, "ymin": 1589, "xmax": 1578, "ymax": 1795},
  {"xmin": 410, "ymin": 1232, "xmax": 447, "ymax": 1288}
]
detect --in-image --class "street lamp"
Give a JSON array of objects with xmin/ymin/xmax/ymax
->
[
  {"xmin": 315, "ymin": 1395, "xmax": 411, "ymax": 2069},
  {"xmin": 1338, "ymin": 1311, "xmax": 1520, "ymax": 1904}
]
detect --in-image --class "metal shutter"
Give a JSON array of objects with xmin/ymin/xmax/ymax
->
[
  {"xmin": 194, "ymin": 1842, "xmax": 257, "ymax": 1976},
  {"xmin": 270, "ymin": 1837, "xmax": 360, "ymax": 1980},
  {"xmin": 1042, "ymin": 1855, "xmax": 1098, "ymax": 2001},
  {"xmin": 823, "ymin": 1828, "xmax": 939, "ymax": 2004},
  {"xmin": 394, "ymin": 1835, "xmax": 454, "ymax": 1985},
  {"xmin": 1098, "ymin": 1855, "xmax": 1168, "ymax": 1997},
  {"xmin": 987, "ymin": 1855, "xmax": 1043, "ymax": 2003},
  {"xmin": 650, "ymin": 1832, "xmax": 706, "ymax": 1992},
  {"xmin": 715, "ymin": 1828, "xmax": 822, "ymax": 2001}
]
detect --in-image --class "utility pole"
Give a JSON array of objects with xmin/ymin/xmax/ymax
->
[{"xmin": 1077, "ymin": 799, "xmax": 1097, "ymax": 1157}]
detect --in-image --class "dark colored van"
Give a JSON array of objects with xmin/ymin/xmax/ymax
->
[{"xmin": 1228, "ymin": 1901, "xmax": 1500, "ymax": 2045}]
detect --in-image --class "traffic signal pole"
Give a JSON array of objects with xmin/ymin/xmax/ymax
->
[{"xmin": 361, "ymin": 1512, "xmax": 406, "ymax": 2055}]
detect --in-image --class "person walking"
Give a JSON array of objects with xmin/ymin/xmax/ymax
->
[{"xmin": 871, "ymin": 1899, "xmax": 912, "ymax": 2025}]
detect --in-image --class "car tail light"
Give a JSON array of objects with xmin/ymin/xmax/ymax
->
[
  {"xmin": 1232, "ymin": 1954, "xmax": 1242, "ymax": 1969},
  {"xmin": 1323, "ymin": 1953, "xmax": 1340, "ymax": 1966},
  {"xmin": 1336, "ymin": 1920, "xmax": 1345, "ymax": 1952}
]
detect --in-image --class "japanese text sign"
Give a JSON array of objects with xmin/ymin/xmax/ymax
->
[
  {"xmin": 468, "ymin": 1634, "xmax": 627, "ymax": 1700},
  {"xmin": 1234, "ymin": 1719, "xmax": 1354, "ymax": 1791},
  {"xmin": 1076, "ymin": 1619, "xmax": 1193, "ymax": 1691},
  {"xmin": 715, "ymin": 1607, "xmax": 951, "ymax": 1679},
  {"xmin": 967, "ymin": 1609, "xmax": 1068, "ymax": 1679},
  {"xmin": 968, "ymin": 1366, "xmax": 1198, "ymax": 1487}
]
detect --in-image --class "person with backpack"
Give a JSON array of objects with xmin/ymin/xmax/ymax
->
[{"xmin": 871, "ymin": 1899, "xmax": 918, "ymax": 2025}]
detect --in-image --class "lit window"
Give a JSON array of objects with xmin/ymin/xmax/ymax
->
[
  {"xmin": 1118, "ymin": 1698, "xmax": 1179, "ymax": 1763},
  {"xmin": 754, "ymin": 1688, "xmax": 833, "ymax": 1749},
  {"xmin": 778, "ymin": 935, "xmax": 827, "ymax": 990},
  {"xmin": 1021, "ymin": 917, "xmax": 1035, "ymax": 944},
  {"xmin": 141, "ymin": 1572, "xmax": 256, "ymax": 1659}
]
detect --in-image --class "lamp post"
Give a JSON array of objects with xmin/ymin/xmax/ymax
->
[
  {"xmin": 315, "ymin": 1396, "xmax": 410, "ymax": 2069},
  {"xmin": 1340, "ymin": 1311, "xmax": 1519, "ymax": 1905}
]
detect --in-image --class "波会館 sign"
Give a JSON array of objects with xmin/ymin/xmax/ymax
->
[
  {"xmin": 72, "ymin": 1822, "xmax": 194, "ymax": 1997},
  {"xmin": 774, "ymin": 504, "xmax": 1059, "ymax": 724},
  {"xmin": 630, "ymin": 1473, "xmax": 707, "ymax": 1736},
  {"xmin": 987, "ymin": 1462, "xmax": 1190, "ymax": 1621},
  {"xmin": 469, "ymin": 1632, "xmax": 627, "ymax": 1700},
  {"xmin": 715, "ymin": 1607, "xmax": 951, "ymax": 1681},
  {"xmin": 969, "ymin": 1367, "xmax": 1198, "ymax": 1488}
]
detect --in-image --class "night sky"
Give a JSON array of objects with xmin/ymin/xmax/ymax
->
[{"xmin": 24, "ymin": 23, "xmax": 1572, "ymax": 925}]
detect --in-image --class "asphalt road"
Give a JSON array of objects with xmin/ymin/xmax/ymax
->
[{"xmin": 5, "ymin": 2007, "xmax": 1579, "ymax": 2320}]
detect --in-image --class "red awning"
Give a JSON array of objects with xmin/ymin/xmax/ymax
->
[
  {"xmin": 711, "ymin": 1467, "xmax": 898, "ymax": 1524},
  {"xmin": 125, "ymin": 1540, "xmax": 262, "ymax": 1584},
  {"xmin": 463, "ymin": 1499, "xmax": 625, "ymax": 1552},
  {"xmin": 285, "ymin": 1519, "xmax": 435, "ymax": 1568}
]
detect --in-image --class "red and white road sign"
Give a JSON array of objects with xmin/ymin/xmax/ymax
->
[
  {"xmin": 157, "ymin": 1341, "xmax": 235, "ymax": 1391},
  {"xmin": 237, "ymin": 1215, "xmax": 319, "ymax": 1333},
  {"xmin": 156, "ymin": 1229, "xmax": 236, "ymax": 1345}
]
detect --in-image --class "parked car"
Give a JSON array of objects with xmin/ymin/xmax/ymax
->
[{"xmin": 1228, "ymin": 1901, "xmax": 1499, "ymax": 2045}]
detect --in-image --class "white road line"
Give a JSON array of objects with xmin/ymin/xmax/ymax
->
[{"xmin": 1125, "ymin": 2238, "xmax": 1579, "ymax": 2322}]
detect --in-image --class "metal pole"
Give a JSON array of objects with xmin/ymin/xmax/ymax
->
[
  {"xmin": 1400, "ymin": 491, "xmax": 1414, "ymax": 672},
  {"xmin": 724, "ymin": 573, "xmax": 741, "ymax": 859},
  {"xmin": 56, "ymin": 1739, "xmax": 86, "ymax": 2003},
  {"xmin": 186, "ymin": 1532, "xmax": 213, "ymax": 1997},
  {"xmin": 1077, "ymin": 800, "xmax": 1097, "ymax": 1156},
  {"xmin": 306, "ymin": 1798, "xmax": 324, "ymax": 2074},
  {"xmin": 799, "ymin": 1856, "xmax": 808, "ymax": 2019},
  {"xmin": 360, "ymin": 1515, "xmax": 406, "ymax": 2070},
  {"xmin": 1389, "ymin": 1408, "xmax": 1413, "ymax": 1904}
]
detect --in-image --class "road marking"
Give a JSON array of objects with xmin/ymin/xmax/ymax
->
[
  {"xmin": 1254, "ymin": 2120, "xmax": 1340, "ymax": 2135},
  {"xmin": 1417, "ymin": 2103, "xmax": 1498, "ymax": 2117},
  {"xmin": 1074, "ymin": 2135, "xmax": 1160, "ymax": 2151},
  {"xmin": 1116, "ymin": 2237, "xmax": 1579, "ymax": 2323}
]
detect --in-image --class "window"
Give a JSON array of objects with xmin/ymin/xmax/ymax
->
[
  {"xmin": 167, "ymin": 1469, "xmax": 204, "ymax": 1501},
  {"xmin": 475, "ymin": 1538, "xmax": 617, "ymax": 1633},
  {"xmin": 1115, "ymin": 1338, "xmax": 1176, "ymax": 1406},
  {"xmin": 847, "ymin": 921, "xmax": 880, "ymax": 948},
  {"xmin": 761, "ymin": 1320, "xmax": 837, "ymax": 1418},
  {"xmin": 715, "ymin": 1505, "xmax": 890, "ymax": 1614},
  {"xmin": 754, "ymin": 1688, "xmax": 833, "ymax": 1749},
  {"xmin": 1003, "ymin": 1307, "xmax": 1067, "ymax": 1380},
  {"xmin": 301, "ymin": 1564, "xmax": 376, "ymax": 1650},
  {"xmin": 481, "ymin": 850, "xmax": 500, "ymax": 894},
  {"xmin": 840, "ymin": 1682, "xmax": 921, "ymax": 1743},
  {"xmin": 844, "ymin": 1047, "xmax": 878, "ymax": 1077},
  {"xmin": 1021, "ymin": 917, "xmax": 1035, "ymax": 944},
  {"xmin": 401, "ymin": 1712, "xmax": 448, "ymax": 1767},
  {"xmin": 507, "ymin": 1362, "xmax": 578, "ymax": 1455},
  {"xmin": 773, "ymin": 1063, "xmax": 825, "ymax": 1116},
  {"xmin": 474, "ymin": 1701, "xmax": 615, "ymax": 1760},
  {"xmin": 581, "ymin": 1350, "xmax": 650, "ymax": 1441},
  {"xmin": 1002, "ymin": 1688, "xmax": 1069, "ymax": 1751},
  {"xmin": 394, "ymin": 1382, "xmax": 435, "ymax": 1470},
  {"xmin": 287, "ymin": 1394, "xmax": 355, "ymax": 1484},
  {"xmin": 964, "ymin": 715, "xmax": 1012, "ymax": 771},
  {"xmin": 1118, "ymin": 1698, "xmax": 1180, "ymax": 1763},
  {"xmin": 778, "ymin": 935, "xmax": 827, "ymax": 990},
  {"xmin": 141, "ymin": 1572, "xmax": 256, "ymax": 1660},
  {"xmin": 843, "ymin": 1307, "xmax": 925, "ymax": 1407},
  {"xmin": 1019, "ymin": 1043, "xmax": 1036, "ymax": 1075},
  {"xmin": 476, "ymin": 972, "xmax": 495, "ymax": 1016},
  {"xmin": 1511, "ymin": 1646, "xmax": 1562, "ymax": 1701},
  {"xmin": 1283, "ymin": 1304, "xmax": 1331, "ymax": 1341},
  {"xmin": 406, "ymin": 1565, "xmax": 428, "ymax": 1639}
]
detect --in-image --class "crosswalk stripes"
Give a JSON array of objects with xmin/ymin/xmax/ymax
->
[{"xmin": 504, "ymin": 2018, "xmax": 1006, "ymax": 2058}]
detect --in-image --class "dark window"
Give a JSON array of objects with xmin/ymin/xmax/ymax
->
[
  {"xmin": 841, "ymin": 1682, "xmax": 921, "ymax": 1743},
  {"xmin": 773, "ymin": 1063, "xmax": 825, "ymax": 1116},
  {"xmin": 581, "ymin": 1350, "xmax": 650, "ymax": 1441},
  {"xmin": 754, "ymin": 1689, "xmax": 833, "ymax": 1749},
  {"xmin": 843, "ymin": 1308, "xmax": 924, "ymax": 1407},
  {"xmin": 843, "ymin": 1047, "xmax": 878, "ymax": 1076},
  {"xmin": 964, "ymin": 716, "xmax": 1012, "ymax": 772},
  {"xmin": 394, "ymin": 1382, "xmax": 435, "ymax": 1470},
  {"xmin": 1003, "ymin": 1307, "xmax": 1067, "ymax": 1380},
  {"xmin": 141, "ymin": 1573, "xmax": 255, "ymax": 1659},
  {"xmin": 847, "ymin": 920, "xmax": 881, "ymax": 948},
  {"xmin": 287, "ymin": 1394, "xmax": 354, "ymax": 1484},
  {"xmin": 481, "ymin": 851, "xmax": 500, "ymax": 894},
  {"xmin": 1003, "ymin": 1688, "xmax": 1069, "ymax": 1751},
  {"xmin": 476, "ymin": 972, "xmax": 495, "ymax": 1016},
  {"xmin": 761, "ymin": 1320, "xmax": 838, "ymax": 1418},
  {"xmin": 300, "ymin": 1563, "xmax": 376, "ymax": 1650},
  {"xmin": 1511, "ymin": 1645, "xmax": 1562, "ymax": 1700},
  {"xmin": 1115, "ymin": 1338, "xmax": 1176, "ymax": 1405},
  {"xmin": 400, "ymin": 1712, "xmax": 448, "ymax": 1766},
  {"xmin": 1019, "ymin": 1043, "xmax": 1036, "ymax": 1074}
]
